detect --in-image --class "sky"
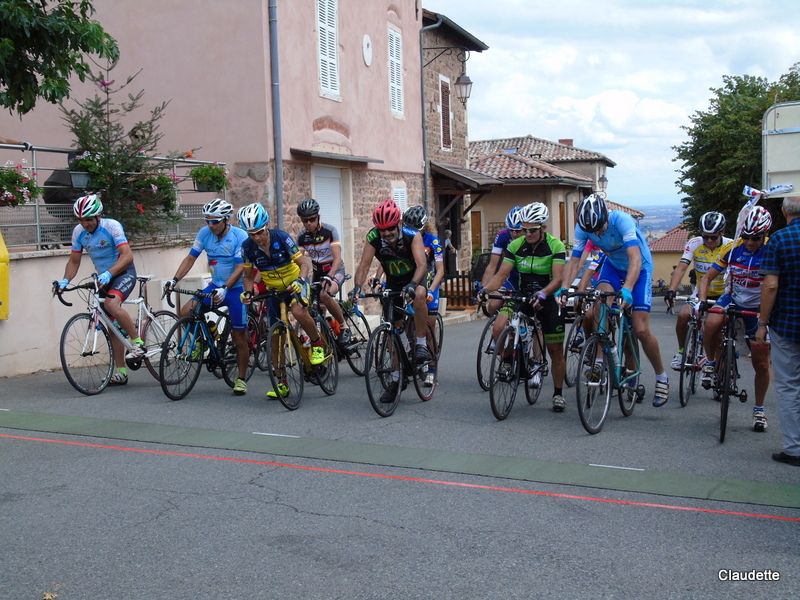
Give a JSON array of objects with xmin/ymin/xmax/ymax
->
[{"xmin": 423, "ymin": 0, "xmax": 800, "ymax": 207}]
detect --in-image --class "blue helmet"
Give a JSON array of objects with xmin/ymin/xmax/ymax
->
[
  {"xmin": 237, "ymin": 202, "xmax": 269, "ymax": 231},
  {"xmin": 505, "ymin": 205, "xmax": 523, "ymax": 231}
]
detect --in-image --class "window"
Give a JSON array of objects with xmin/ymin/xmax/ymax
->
[
  {"xmin": 439, "ymin": 77, "xmax": 452, "ymax": 150},
  {"xmin": 391, "ymin": 186, "xmax": 408, "ymax": 212},
  {"xmin": 317, "ymin": 0, "xmax": 340, "ymax": 98},
  {"xmin": 388, "ymin": 26, "xmax": 403, "ymax": 116}
]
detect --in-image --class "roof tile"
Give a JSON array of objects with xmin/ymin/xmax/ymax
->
[
  {"xmin": 470, "ymin": 135, "xmax": 616, "ymax": 166},
  {"xmin": 649, "ymin": 225, "xmax": 689, "ymax": 253}
]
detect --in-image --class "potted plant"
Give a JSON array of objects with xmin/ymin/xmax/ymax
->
[
  {"xmin": 189, "ymin": 163, "xmax": 228, "ymax": 192},
  {"xmin": 69, "ymin": 151, "xmax": 101, "ymax": 189},
  {"xmin": 0, "ymin": 159, "xmax": 41, "ymax": 207}
]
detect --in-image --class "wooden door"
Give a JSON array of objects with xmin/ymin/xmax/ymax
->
[{"xmin": 470, "ymin": 211, "xmax": 482, "ymax": 252}]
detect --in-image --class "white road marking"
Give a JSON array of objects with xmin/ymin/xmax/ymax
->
[
  {"xmin": 0, "ymin": 408, "xmax": 10, "ymax": 412},
  {"xmin": 589, "ymin": 463, "xmax": 645, "ymax": 471},
  {"xmin": 252, "ymin": 431, "xmax": 300, "ymax": 438}
]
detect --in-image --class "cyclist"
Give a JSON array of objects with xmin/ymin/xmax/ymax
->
[
  {"xmin": 351, "ymin": 198, "xmax": 431, "ymax": 403},
  {"xmin": 480, "ymin": 205, "xmax": 523, "ymax": 319},
  {"xmin": 236, "ymin": 202, "xmax": 326, "ymax": 399},
  {"xmin": 56, "ymin": 194, "xmax": 144, "ymax": 385},
  {"xmin": 164, "ymin": 198, "xmax": 251, "ymax": 395},
  {"xmin": 478, "ymin": 202, "xmax": 567, "ymax": 412},
  {"xmin": 560, "ymin": 193, "xmax": 670, "ymax": 407},
  {"xmin": 402, "ymin": 205, "xmax": 445, "ymax": 386},
  {"xmin": 295, "ymin": 198, "xmax": 352, "ymax": 347},
  {"xmin": 698, "ymin": 205, "xmax": 772, "ymax": 432},
  {"xmin": 665, "ymin": 211, "xmax": 731, "ymax": 370}
]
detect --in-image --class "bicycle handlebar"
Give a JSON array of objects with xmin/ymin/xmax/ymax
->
[
  {"xmin": 51, "ymin": 280, "xmax": 98, "ymax": 307},
  {"xmin": 164, "ymin": 287, "xmax": 215, "ymax": 309}
]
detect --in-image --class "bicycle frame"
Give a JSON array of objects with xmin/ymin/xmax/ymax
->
[{"xmin": 592, "ymin": 295, "xmax": 641, "ymax": 390}]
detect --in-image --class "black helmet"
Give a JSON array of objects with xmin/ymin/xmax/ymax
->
[
  {"xmin": 699, "ymin": 211, "xmax": 726, "ymax": 235},
  {"xmin": 577, "ymin": 193, "xmax": 608, "ymax": 233},
  {"xmin": 402, "ymin": 205, "xmax": 428, "ymax": 230},
  {"xmin": 297, "ymin": 198, "xmax": 320, "ymax": 218}
]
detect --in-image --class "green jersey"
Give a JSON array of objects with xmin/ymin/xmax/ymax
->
[{"xmin": 502, "ymin": 233, "xmax": 566, "ymax": 294}]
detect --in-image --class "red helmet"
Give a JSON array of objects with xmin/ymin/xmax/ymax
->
[
  {"xmin": 372, "ymin": 198, "xmax": 401, "ymax": 229},
  {"xmin": 741, "ymin": 205, "xmax": 772, "ymax": 236}
]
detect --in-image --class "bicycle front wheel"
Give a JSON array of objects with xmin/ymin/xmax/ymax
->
[
  {"xmin": 563, "ymin": 317, "xmax": 584, "ymax": 387},
  {"xmin": 718, "ymin": 339, "xmax": 735, "ymax": 443},
  {"xmin": 489, "ymin": 326, "xmax": 519, "ymax": 421},
  {"xmin": 433, "ymin": 311, "xmax": 444, "ymax": 358},
  {"xmin": 679, "ymin": 321, "xmax": 698, "ymax": 407},
  {"xmin": 342, "ymin": 308, "xmax": 371, "ymax": 376},
  {"xmin": 60, "ymin": 313, "xmax": 113, "ymax": 395},
  {"xmin": 311, "ymin": 315, "xmax": 339, "ymax": 396},
  {"xmin": 576, "ymin": 335, "xmax": 611, "ymax": 434},
  {"xmin": 617, "ymin": 331, "xmax": 640, "ymax": 417},
  {"xmin": 142, "ymin": 310, "xmax": 178, "ymax": 381},
  {"xmin": 159, "ymin": 317, "xmax": 204, "ymax": 401},
  {"xmin": 365, "ymin": 324, "xmax": 403, "ymax": 417},
  {"xmin": 266, "ymin": 321, "xmax": 305, "ymax": 410},
  {"xmin": 476, "ymin": 315, "xmax": 497, "ymax": 391},
  {"xmin": 412, "ymin": 322, "xmax": 438, "ymax": 402}
]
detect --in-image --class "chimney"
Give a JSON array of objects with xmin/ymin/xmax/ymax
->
[{"xmin": 558, "ymin": 138, "xmax": 573, "ymax": 147}]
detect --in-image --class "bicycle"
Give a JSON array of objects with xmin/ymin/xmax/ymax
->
[
  {"xmin": 254, "ymin": 287, "xmax": 338, "ymax": 410},
  {"xmin": 676, "ymin": 296, "xmax": 714, "ymax": 407},
  {"xmin": 475, "ymin": 299, "xmax": 497, "ymax": 391},
  {"xmin": 569, "ymin": 290, "xmax": 645, "ymax": 434},
  {"xmin": 361, "ymin": 289, "xmax": 439, "ymax": 417},
  {"xmin": 708, "ymin": 304, "xmax": 755, "ymax": 443},
  {"xmin": 159, "ymin": 288, "xmax": 257, "ymax": 400},
  {"xmin": 324, "ymin": 274, "xmax": 372, "ymax": 376},
  {"xmin": 563, "ymin": 293, "xmax": 595, "ymax": 388},
  {"xmin": 52, "ymin": 274, "xmax": 177, "ymax": 395},
  {"xmin": 485, "ymin": 291, "xmax": 550, "ymax": 421}
]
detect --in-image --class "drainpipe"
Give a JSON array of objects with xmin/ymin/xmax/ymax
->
[
  {"xmin": 268, "ymin": 0, "xmax": 285, "ymax": 228},
  {"xmin": 419, "ymin": 15, "xmax": 443, "ymax": 212}
]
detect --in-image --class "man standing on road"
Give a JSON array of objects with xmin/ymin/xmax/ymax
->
[{"xmin": 757, "ymin": 196, "xmax": 800, "ymax": 466}]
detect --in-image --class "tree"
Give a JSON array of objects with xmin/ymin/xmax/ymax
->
[
  {"xmin": 674, "ymin": 63, "xmax": 800, "ymax": 233},
  {"xmin": 0, "ymin": 0, "xmax": 118, "ymax": 115},
  {"xmin": 60, "ymin": 58, "xmax": 179, "ymax": 237}
]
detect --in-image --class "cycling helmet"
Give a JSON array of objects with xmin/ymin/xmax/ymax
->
[
  {"xmin": 505, "ymin": 205, "xmax": 523, "ymax": 231},
  {"xmin": 297, "ymin": 198, "xmax": 320, "ymax": 218},
  {"xmin": 372, "ymin": 198, "xmax": 401, "ymax": 229},
  {"xmin": 741, "ymin": 205, "xmax": 772, "ymax": 236},
  {"xmin": 402, "ymin": 205, "xmax": 428, "ymax": 230},
  {"xmin": 699, "ymin": 211, "xmax": 726, "ymax": 235},
  {"xmin": 577, "ymin": 193, "xmax": 608, "ymax": 233},
  {"xmin": 238, "ymin": 202, "xmax": 269, "ymax": 231},
  {"xmin": 202, "ymin": 198, "xmax": 233, "ymax": 219},
  {"xmin": 519, "ymin": 202, "xmax": 549, "ymax": 225},
  {"xmin": 73, "ymin": 194, "xmax": 103, "ymax": 218}
]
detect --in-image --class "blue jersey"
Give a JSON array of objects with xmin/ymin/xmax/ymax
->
[
  {"xmin": 70, "ymin": 217, "xmax": 134, "ymax": 275},
  {"xmin": 422, "ymin": 231, "xmax": 443, "ymax": 274},
  {"xmin": 241, "ymin": 228, "xmax": 303, "ymax": 291},
  {"xmin": 572, "ymin": 211, "xmax": 652, "ymax": 272},
  {"xmin": 189, "ymin": 224, "xmax": 248, "ymax": 287},
  {"xmin": 491, "ymin": 228, "xmax": 519, "ymax": 288}
]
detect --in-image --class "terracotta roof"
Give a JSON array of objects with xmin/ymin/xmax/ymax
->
[
  {"xmin": 649, "ymin": 225, "xmax": 689, "ymax": 253},
  {"xmin": 470, "ymin": 135, "xmax": 616, "ymax": 167},
  {"xmin": 469, "ymin": 151, "xmax": 593, "ymax": 184},
  {"xmin": 607, "ymin": 199, "xmax": 645, "ymax": 219},
  {"xmin": 430, "ymin": 161, "xmax": 502, "ymax": 189}
]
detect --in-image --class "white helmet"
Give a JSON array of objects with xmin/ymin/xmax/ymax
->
[
  {"xmin": 202, "ymin": 198, "xmax": 233, "ymax": 219},
  {"xmin": 741, "ymin": 206, "xmax": 771, "ymax": 236},
  {"xmin": 238, "ymin": 202, "xmax": 270, "ymax": 231},
  {"xmin": 519, "ymin": 202, "xmax": 549, "ymax": 224}
]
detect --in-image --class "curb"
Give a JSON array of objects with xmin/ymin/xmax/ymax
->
[{"xmin": 441, "ymin": 309, "xmax": 479, "ymax": 326}]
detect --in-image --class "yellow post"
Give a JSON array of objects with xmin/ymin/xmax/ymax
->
[{"xmin": 0, "ymin": 229, "xmax": 8, "ymax": 320}]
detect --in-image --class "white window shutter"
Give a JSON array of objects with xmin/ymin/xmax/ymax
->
[
  {"xmin": 392, "ymin": 187, "xmax": 408, "ymax": 212},
  {"xmin": 388, "ymin": 27, "xmax": 403, "ymax": 115},
  {"xmin": 317, "ymin": 0, "xmax": 340, "ymax": 97}
]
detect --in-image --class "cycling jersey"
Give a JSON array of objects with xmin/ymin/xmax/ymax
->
[
  {"xmin": 297, "ymin": 222, "xmax": 345, "ymax": 280},
  {"xmin": 366, "ymin": 226, "xmax": 418, "ymax": 285},
  {"xmin": 422, "ymin": 231, "xmax": 443, "ymax": 275},
  {"xmin": 679, "ymin": 236, "xmax": 732, "ymax": 297},
  {"xmin": 189, "ymin": 224, "xmax": 248, "ymax": 287},
  {"xmin": 491, "ymin": 228, "xmax": 519, "ymax": 290},
  {"xmin": 710, "ymin": 238, "xmax": 767, "ymax": 308},
  {"xmin": 241, "ymin": 229, "xmax": 302, "ymax": 291},
  {"xmin": 503, "ymin": 233, "xmax": 566, "ymax": 294},
  {"xmin": 70, "ymin": 218, "xmax": 135, "ymax": 276},
  {"xmin": 572, "ymin": 211, "xmax": 652, "ymax": 272}
]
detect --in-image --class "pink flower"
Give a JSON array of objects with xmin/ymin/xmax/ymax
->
[{"xmin": 136, "ymin": 203, "xmax": 145, "ymax": 215}]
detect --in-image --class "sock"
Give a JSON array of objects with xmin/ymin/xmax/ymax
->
[
  {"xmin": 753, "ymin": 405, "xmax": 764, "ymax": 413},
  {"xmin": 656, "ymin": 372, "xmax": 668, "ymax": 383},
  {"xmin": 554, "ymin": 387, "xmax": 562, "ymax": 396},
  {"xmin": 677, "ymin": 347, "xmax": 684, "ymax": 353},
  {"xmin": 416, "ymin": 336, "xmax": 426, "ymax": 347},
  {"xmin": 116, "ymin": 367, "xmax": 128, "ymax": 376},
  {"xmin": 132, "ymin": 337, "xmax": 143, "ymax": 345},
  {"xmin": 391, "ymin": 371, "xmax": 400, "ymax": 382}
]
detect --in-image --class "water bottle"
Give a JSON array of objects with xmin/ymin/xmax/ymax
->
[
  {"xmin": 609, "ymin": 342, "xmax": 619, "ymax": 369},
  {"xmin": 519, "ymin": 321, "xmax": 531, "ymax": 351},
  {"xmin": 326, "ymin": 316, "xmax": 341, "ymax": 336}
]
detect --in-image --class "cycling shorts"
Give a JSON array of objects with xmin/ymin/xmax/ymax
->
[
  {"xmin": 104, "ymin": 271, "xmax": 137, "ymax": 302},
  {"xmin": 596, "ymin": 261, "xmax": 652, "ymax": 312},
  {"xmin": 200, "ymin": 283, "xmax": 247, "ymax": 330},
  {"xmin": 518, "ymin": 298, "xmax": 565, "ymax": 344}
]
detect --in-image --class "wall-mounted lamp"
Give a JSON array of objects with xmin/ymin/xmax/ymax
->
[
  {"xmin": 597, "ymin": 174, "xmax": 608, "ymax": 192},
  {"xmin": 422, "ymin": 46, "xmax": 474, "ymax": 107}
]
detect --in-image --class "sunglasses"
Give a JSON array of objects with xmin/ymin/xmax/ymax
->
[
  {"xmin": 740, "ymin": 234, "xmax": 764, "ymax": 241},
  {"xmin": 378, "ymin": 226, "xmax": 397, "ymax": 233},
  {"xmin": 248, "ymin": 227, "xmax": 267, "ymax": 237},
  {"xmin": 205, "ymin": 218, "xmax": 224, "ymax": 225},
  {"xmin": 702, "ymin": 235, "xmax": 720, "ymax": 241},
  {"xmin": 301, "ymin": 216, "xmax": 318, "ymax": 223},
  {"xmin": 522, "ymin": 227, "xmax": 542, "ymax": 234}
]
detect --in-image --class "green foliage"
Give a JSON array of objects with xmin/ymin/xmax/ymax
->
[
  {"xmin": 0, "ymin": 0, "xmax": 118, "ymax": 114},
  {"xmin": 60, "ymin": 59, "xmax": 179, "ymax": 237},
  {"xmin": 674, "ymin": 63, "xmax": 800, "ymax": 234},
  {"xmin": 0, "ymin": 159, "xmax": 41, "ymax": 206},
  {"xmin": 189, "ymin": 163, "xmax": 228, "ymax": 191}
]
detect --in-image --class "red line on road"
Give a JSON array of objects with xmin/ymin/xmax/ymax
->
[{"xmin": 3, "ymin": 432, "xmax": 799, "ymax": 522}]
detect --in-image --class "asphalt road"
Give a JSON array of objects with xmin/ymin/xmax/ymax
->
[{"xmin": 1, "ymin": 309, "xmax": 798, "ymax": 599}]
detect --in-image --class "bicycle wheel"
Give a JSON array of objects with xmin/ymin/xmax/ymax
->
[
  {"xmin": 433, "ymin": 311, "xmax": 444, "ymax": 358},
  {"xmin": 476, "ymin": 314, "xmax": 497, "ymax": 391},
  {"xmin": 266, "ymin": 321, "xmax": 305, "ymax": 410},
  {"xmin": 679, "ymin": 321, "xmax": 698, "ymax": 407},
  {"xmin": 617, "ymin": 331, "xmax": 640, "ymax": 417},
  {"xmin": 311, "ymin": 315, "xmax": 339, "ymax": 395},
  {"xmin": 412, "ymin": 322, "xmax": 438, "ymax": 402},
  {"xmin": 719, "ymin": 339, "xmax": 735, "ymax": 443},
  {"xmin": 343, "ymin": 309, "xmax": 371, "ymax": 376},
  {"xmin": 219, "ymin": 315, "xmax": 257, "ymax": 387},
  {"xmin": 141, "ymin": 310, "xmax": 178, "ymax": 380},
  {"xmin": 255, "ymin": 311, "xmax": 271, "ymax": 372},
  {"xmin": 563, "ymin": 317, "xmax": 584, "ymax": 388},
  {"xmin": 576, "ymin": 335, "xmax": 611, "ymax": 434},
  {"xmin": 159, "ymin": 317, "xmax": 204, "ymax": 401},
  {"xmin": 489, "ymin": 326, "xmax": 519, "ymax": 421},
  {"xmin": 365, "ymin": 324, "xmax": 403, "ymax": 417},
  {"xmin": 60, "ymin": 313, "xmax": 113, "ymax": 395}
]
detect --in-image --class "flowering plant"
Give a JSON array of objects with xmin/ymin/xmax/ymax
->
[
  {"xmin": 189, "ymin": 163, "xmax": 228, "ymax": 191},
  {"xmin": 0, "ymin": 160, "xmax": 41, "ymax": 207},
  {"xmin": 70, "ymin": 151, "xmax": 103, "ymax": 175}
]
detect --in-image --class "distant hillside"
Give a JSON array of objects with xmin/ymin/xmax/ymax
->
[{"xmin": 638, "ymin": 204, "xmax": 685, "ymax": 237}]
